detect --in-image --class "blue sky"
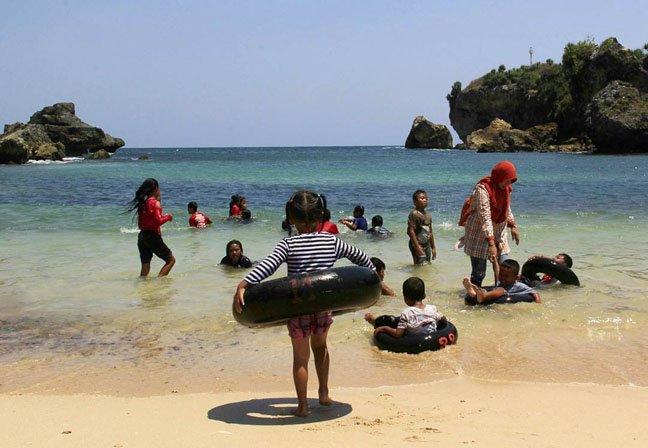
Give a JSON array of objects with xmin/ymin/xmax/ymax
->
[{"xmin": 1, "ymin": 0, "xmax": 646, "ymax": 147}]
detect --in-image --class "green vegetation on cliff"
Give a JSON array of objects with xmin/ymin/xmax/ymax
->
[{"xmin": 448, "ymin": 37, "xmax": 648, "ymax": 146}]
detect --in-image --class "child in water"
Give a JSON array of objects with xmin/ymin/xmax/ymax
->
[
  {"xmin": 463, "ymin": 259, "xmax": 541, "ymax": 304},
  {"xmin": 229, "ymin": 194, "xmax": 241, "ymax": 216},
  {"xmin": 220, "ymin": 240, "xmax": 253, "ymax": 268},
  {"xmin": 339, "ymin": 205, "xmax": 368, "ymax": 231},
  {"xmin": 407, "ymin": 190, "xmax": 436, "ymax": 264},
  {"xmin": 365, "ymin": 277, "xmax": 447, "ymax": 337},
  {"xmin": 317, "ymin": 209, "xmax": 340, "ymax": 234},
  {"xmin": 233, "ymin": 191, "xmax": 375, "ymax": 417},
  {"xmin": 187, "ymin": 201, "xmax": 212, "ymax": 228},
  {"xmin": 367, "ymin": 215, "xmax": 391, "ymax": 237},
  {"xmin": 523, "ymin": 253, "xmax": 574, "ymax": 286},
  {"xmin": 127, "ymin": 178, "xmax": 175, "ymax": 277},
  {"xmin": 370, "ymin": 257, "xmax": 395, "ymax": 296}
]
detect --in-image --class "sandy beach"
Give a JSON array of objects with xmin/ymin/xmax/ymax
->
[{"xmin": 2, "ymin": 377, "xmax": 647, "ymax": 447}]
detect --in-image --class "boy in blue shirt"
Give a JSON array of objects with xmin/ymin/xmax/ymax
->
[
  {"xmin": 463, "ymin": 259, "xmax": 541, "ymax": 304},
  {"xmin": 339, "ymin": 204, "xmax": 368, "ymax": 231}
]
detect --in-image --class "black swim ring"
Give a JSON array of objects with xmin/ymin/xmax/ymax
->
[
  {"xmin": 233, "ymin": 266, "xmax": 381, "ymax": 328},
  {"xmin": 372, "ymin": 316, "xmax": 458, "ymax": 354},
  {"xmin": 464, "ymin": 290, "xmax": 535, "ymax": 305},
  {"xmin": 521, "ymin": 256, "xmax": 580, "ymax": 286}
]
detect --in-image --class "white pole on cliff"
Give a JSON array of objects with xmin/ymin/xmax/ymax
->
[{"xmin": 529, "ymin": 46, "xmax": 534, "ymax": 65}]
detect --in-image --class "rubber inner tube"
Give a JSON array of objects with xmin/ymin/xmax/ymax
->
[
  {"xmin": 372, "ymin": 316, "xmax": 458, "ymax": 354},
  {"xmin": 521, "ymin": 257, "xmax": 580, "ymax": 286},
  {"xmin": 233, "ymin": 266, "xmax": 381, "ymax": 328},
  {"xmin": 464, "ymin": 290, "xmax": 535, "ymax": 306}
]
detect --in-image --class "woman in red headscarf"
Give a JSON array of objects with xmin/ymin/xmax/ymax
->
[{"xmin": 459, "ymin": 161, "xmax": 520, "ymax": 287}]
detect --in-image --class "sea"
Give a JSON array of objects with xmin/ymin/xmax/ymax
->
[{"xmin": 1, "ymin": 146, "xmax": 647, "ymax": 395}]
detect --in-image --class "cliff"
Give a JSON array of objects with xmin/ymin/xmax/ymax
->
[{"xmin": 447, "ymin": 37, "xmax": 648, "ymax": 153}]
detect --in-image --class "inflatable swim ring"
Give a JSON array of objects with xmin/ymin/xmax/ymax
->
[
  {"xmin": 521, "ymin": 256, "xmax": 580, "ymax": 286},
  {"xmin": 372, "ymin": 315, "xmax": 458, "ymax": 354},
  {"xmin": 233, "ymin": 266, "xmax": 381, "ymax": 328},
  {"xmin": 464, "ymin": 289, "xmax": 535, "ymax": 306}
]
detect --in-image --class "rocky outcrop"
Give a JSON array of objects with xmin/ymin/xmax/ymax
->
[
  {"xmin": 448, "ymin": 84, "xmax": 552, "ymax": 143},
  {"xmin": 405, "ymin": 116, "xmax": 453, "ymax": 149},
  {"xmin": 465, "ymin": 119, "xmax": 585, "ymax": 152},
  {"xmin": 447, "ymin": 37, "xmax": 648, "ymax": 153},
  {"xmin": 0, "ymin": 102, "xmax": 125, "ymax": 164},
  {"xmin": 586, "ymin": 81, "xmax": 648, "ymax": 153},
  {"xmin": 86, "ymin": 149, "xmax": 112, "ymax": 160}
]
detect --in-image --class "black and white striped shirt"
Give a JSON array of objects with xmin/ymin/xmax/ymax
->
[{"xmin": 243, "ymin": 232, "xmax": 374, "ymax": 284}]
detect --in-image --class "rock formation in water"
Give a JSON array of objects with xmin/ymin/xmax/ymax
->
[
  {"xmin": 405, "ymin": 115, "xmax": 453, "ymax": 149},
  {"xmin": 0, "ymin": 102, "xmax": 125, "ymax": 164}
]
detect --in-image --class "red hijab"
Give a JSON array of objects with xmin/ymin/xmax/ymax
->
[{"xmin": 478, "ymin": 161, "xmax": 517, "ymax": 224}]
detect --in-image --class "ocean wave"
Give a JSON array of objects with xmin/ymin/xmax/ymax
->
[
  {"xmin": 119, "ymin": 227, "xmax": 139, "ymax": 234},
  {"xmin": 27, "ymin": 157, "xmax": 84, "ymax": 165}
]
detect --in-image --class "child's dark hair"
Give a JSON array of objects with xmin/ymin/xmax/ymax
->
[
  {"xmin": 371, "ymin": 215, "xmax": 383, "ymax": 227},
  {"xmin": 187, "ymin": 201, "xmax": 198, "ymax": 212},
  {"xmin": 403, "ymin": 277, "xmax": 426, "ymax": 302},
  {"xmin": 127, "ymin": 178, "xmax": 159, "ymax": 213},
  {"xmin": 322, "ymin": 209, "xmax": 332, "ymax": 222},
  {"xmin": 412, "ymin": 189, "xmax": 427, "ymax": 201},
  {"xmin": 285, "ymin": 191, "xmax": 327, "ymax": 224},
  {"xmin": 225, "ymin": 239, "xmax": 243, "ymax": 256},
  {"xmin": 500, "ymin": 259, "xmax": 520, "ymax": 275},
  {"xmin": 229, "ymin": 195, "xmax": 240, "ymax": 207},
  {"xmin": 370, "ymin": 257, "xmax": 385, "ymax": 272},
  {"xmin": 558, "ymin": 253, "xmax": 573, "ymax": 268},
  {"xmin": 353, "ymin": 205, "xmax": 365, "ymax": 216},
  {"xmin": 241, "ymin": 209, "xmax": 251, "ymax": 220}
]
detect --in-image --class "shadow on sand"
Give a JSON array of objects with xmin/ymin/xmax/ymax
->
[{"xmin": 207, "ymin": 397, "xmax": 352, "ymax": 426}]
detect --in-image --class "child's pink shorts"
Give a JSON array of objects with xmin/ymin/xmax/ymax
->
[{"xmin": 287, "ymin": 311, "xmax": 333, "ymax": 338}]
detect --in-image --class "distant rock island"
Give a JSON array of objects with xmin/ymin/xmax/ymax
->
[
  {"xmin": 405, "ymin": 116, "xmax": 453, "ymax": 149},
  {"xmin": 0, "ymin": 102, "xmax": 125, "ymax": 164},
  {"xmin": 444, "ymin": 37, "xmax": 648, "ymax": 153}
]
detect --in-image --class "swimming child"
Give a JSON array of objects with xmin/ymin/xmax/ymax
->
[
  {"xmin": 127, "ymin": 178, "xmax": 175, "ymax": 277},
  {"xmin": 463, "ymin": 259, "xmax": 541, "ymax": 304},
  {"xmin": 367, "ymin": 215, "xmax": 391, "ymax": 237},
  {"xmin": 407, "ymin": 190, "xmax": 436, "ymax": 264},
  {"xmin": 220, "ymin": 240, "xmax": 253, "ymax": 268},
  {"xmin": 365, "ymin": 277, "xmax": 447, "ymax": 337},
  {"xmin": 240, "ymin": 209, "xmax": 252, "ymax": 222},
  {"xmin": 229, "ymin": 194, "xmax": 241, "ymax": 216},
  {"xmin": 370, "ymin": 257, "xmax": 395, "ymax": 296},
  {"xmin": 317, "ymin": 209, "xmax": 340, "ymax": 234},
  {"xmin": 339, "ymin": 204, "xmax": 368, "ymax": 231},
  {"xmin": 187, "ymin": 201, "xmax": 213, "ymax": 228},
  {"xmin": 523, "ymin": 253, "xmax": 574, "ymax": 286},
  {"xmin": 233, "ymin": 191, "xmax": 375, "ymax": 417}
]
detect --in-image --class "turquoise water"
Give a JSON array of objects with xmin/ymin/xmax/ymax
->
[{"xmin": 1, "ymin": 147, "xmax": 648, "ymax": 394}]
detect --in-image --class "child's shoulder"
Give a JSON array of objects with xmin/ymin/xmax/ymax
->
[{"xmin": 510, "ymin": 280, "xmax": 536, "ymax": 293}]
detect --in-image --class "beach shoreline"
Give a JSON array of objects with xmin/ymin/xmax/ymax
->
[{"xmin": 2, "ymin": 376, "xmax": 646, "ymax": 447}]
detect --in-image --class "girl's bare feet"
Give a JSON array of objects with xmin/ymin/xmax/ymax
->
[
  {"xmin": 291, "ymin": 404, "xmax": 310, "ymax": 417},
  {"xmin": 319, "ymin": 387, "xmax": 333, "ymax": 406}
]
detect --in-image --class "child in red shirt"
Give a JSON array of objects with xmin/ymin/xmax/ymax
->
[
  {"xmin": 128, "ymin": 178, "xmax": 175, "ymax": 277},
  {"xmin": 187, "ymin": 201, "xmax": 212, "ymax": 229}
]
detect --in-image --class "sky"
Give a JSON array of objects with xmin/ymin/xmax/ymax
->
[{"xmin": 1, "ymin": 0, "xmax": 646, "ymax": 147}]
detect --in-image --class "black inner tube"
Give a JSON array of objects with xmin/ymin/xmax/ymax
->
[
  {"xmin": 233, "ymin": 266, "xmax": 381, "ymax": 328},
  {"xmin": 372, "ymin": 315, "xmax": 458, "ymax": 354},
  {"xmin": 521, "ymin": 257, "xmax": 580, "ymax": 286}
]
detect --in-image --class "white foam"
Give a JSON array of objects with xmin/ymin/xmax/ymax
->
[{"xmin": 27, "ymin": 157, "xmax": 84, "ymax": 165}]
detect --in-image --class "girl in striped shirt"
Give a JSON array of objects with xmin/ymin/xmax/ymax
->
[{"xmin": 233, "ymin": 191, "xmax": 374, "ymax": 417}]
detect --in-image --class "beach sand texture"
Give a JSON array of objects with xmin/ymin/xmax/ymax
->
[{"xmin": 2, "ymin": 378, "xmax": 647, "ymax": 447}]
